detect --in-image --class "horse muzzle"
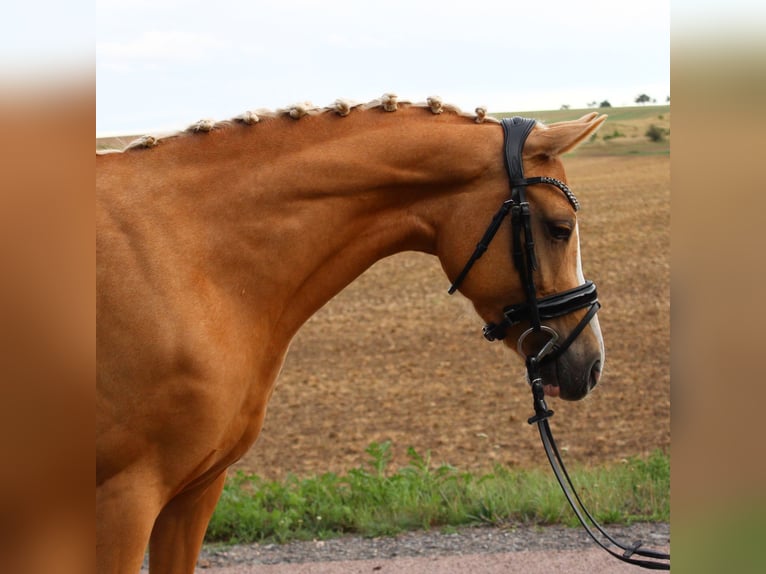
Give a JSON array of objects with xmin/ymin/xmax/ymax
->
[
  {"xmin": 536, "ymin": 348, "xmax": 602, "ymax": 401},
  {"xmin": 484, "ymin": 284, "xmax": 603, "ymax": 401}
]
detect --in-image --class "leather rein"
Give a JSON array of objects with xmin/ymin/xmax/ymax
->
[{"xmin": 448, "ymin": 117, "xmax": 670, "ymax": 570}]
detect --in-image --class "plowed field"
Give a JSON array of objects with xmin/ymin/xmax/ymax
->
[{"xmin": 232, "ymin": 152, "xmax": 670, "ymax": 480}]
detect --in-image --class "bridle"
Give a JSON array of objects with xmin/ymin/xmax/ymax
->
[
  {"xmin": 448, "ymin": 117, "xmax": 600, "ymax": 368},
  {"xmin": 448, "ymin": 117, "xmax": 670, "ymax": 570}
]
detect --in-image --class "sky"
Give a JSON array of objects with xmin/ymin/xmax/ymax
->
[{"xmin": 94, "ymin": 0, "xmax": 671, "ymax": 136}]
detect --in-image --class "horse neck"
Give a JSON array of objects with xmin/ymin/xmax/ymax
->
[{"xmin": 160, "ymin": 110, "xmax": 504, "ymax": 340}]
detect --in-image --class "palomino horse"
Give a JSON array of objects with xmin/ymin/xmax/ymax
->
[{"xmin": 97, "ymin": 95, "xmax": 606, "ymax": 573}]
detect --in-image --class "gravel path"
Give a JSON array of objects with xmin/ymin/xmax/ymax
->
[{"xmin": 147, "ymin": 522, "xmax": 669, "ymax": 573}]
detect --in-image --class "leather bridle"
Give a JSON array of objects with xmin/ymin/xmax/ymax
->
[
  {"xmin": 448, "ymin": 116, "xmax": 600, "ymax": 366},
  {"xmin": 448, "ymin": 117, "xmax": 670, "ymax": 570}
]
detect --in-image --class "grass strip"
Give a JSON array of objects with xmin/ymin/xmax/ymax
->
[{"xmin": 206, "ymin": 442, "xmax": 669, "ymax": 544}]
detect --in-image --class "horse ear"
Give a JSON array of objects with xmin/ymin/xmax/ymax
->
[{"xmin": 526, "ymin": 113, "xmax": 608, "ymax": 157}]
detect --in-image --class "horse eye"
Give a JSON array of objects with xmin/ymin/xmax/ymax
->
[{"xmin": 547, "ymin": 223, "xmax": 573, "ymax": 241}]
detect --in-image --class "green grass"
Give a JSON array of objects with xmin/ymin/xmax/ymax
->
[{"xmin": 205, "ymin": 442, "xmax": 669, "ymax": 545}]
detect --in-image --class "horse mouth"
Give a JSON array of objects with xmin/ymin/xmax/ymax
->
[
  {"xmin": 543, "ymin": 384, "xmax": 560, "ymax": 398},
  {"xmin": 539, "ymin": 358, "xmax": 596, "ymax": 401}
]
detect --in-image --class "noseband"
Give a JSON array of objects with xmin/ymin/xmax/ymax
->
[
  {"xmin": 447, "ymin": 117, "xmax": 670, "ymax": 570},
  {"xmin": 448, "ymin": 116, "xmax": 600, "ymax": 365}
]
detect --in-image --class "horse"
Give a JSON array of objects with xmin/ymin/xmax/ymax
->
[{"xmin": 96, "ymin": 94, "xmax": 606, "ymax": 573}]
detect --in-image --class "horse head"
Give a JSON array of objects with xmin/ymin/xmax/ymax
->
[{"xmin": 438, "ymin": 112, "xmax": 607, "ymax": 401}]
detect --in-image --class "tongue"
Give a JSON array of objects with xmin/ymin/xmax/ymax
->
[{"xmin": 543, "ymin": 384, "xmax": 560, "ymax": 397}]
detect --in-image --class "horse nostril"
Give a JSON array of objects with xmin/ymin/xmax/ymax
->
[{"xmin": 589, "ymin": 360, "xmax": 602, "ymax": 389}]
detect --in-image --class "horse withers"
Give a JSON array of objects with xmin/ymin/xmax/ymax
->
[{"xmin": 96, "ymin": 96, "xmax": 606, "ymax": 573}]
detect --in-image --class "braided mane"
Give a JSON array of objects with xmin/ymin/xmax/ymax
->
[{"xmin": 99, "ymin": 93, "xmax": 499, "ymax": 154}]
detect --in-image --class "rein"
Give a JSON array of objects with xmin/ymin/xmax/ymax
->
[
  {"xmin": 527, "ymin": 360, "xmax": 671, "ymax": 569},
  {"xmin": 448, "ymin": 117, "xmax": 670, "ymax": 570}
]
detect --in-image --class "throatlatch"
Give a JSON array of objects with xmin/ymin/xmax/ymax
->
[{"xmin": 448, "ymin": 117, "xmax": 669, "ymax": 570}]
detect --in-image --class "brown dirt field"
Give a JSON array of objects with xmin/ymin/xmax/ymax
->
[{"xmin": 232, "ymin": 154, "xmax": 670, "ymax": 480}]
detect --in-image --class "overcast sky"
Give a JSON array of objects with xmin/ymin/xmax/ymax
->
[{"xmin": 95, "ymin": 0, "xmax": 671, "ymax": 136}]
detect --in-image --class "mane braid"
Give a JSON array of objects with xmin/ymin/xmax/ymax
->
[
  {"xmin": 123, "ymin": 135, "xmax": 159, "ymax": 151},
  {"xmin": 234, "ymin": 111, "xmax": 260, "ymax": 125},
  {"xmin": 186, "ymin": 119, "xmax": 215, "ymax": 133}
]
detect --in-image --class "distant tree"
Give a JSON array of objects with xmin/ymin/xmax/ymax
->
[
  {"xmin": 635, "ymin": 93, "xmax": 651, "ymax": 105},
  {"xmin": 599, "ymin": 100, "xmax": 612, "ymax": 108},
  {"xmin": 666, "ymin": 95, "xmax": 671, "ymax": 103},
  {"xmin": 587, "ymin": 101, "xmax": 598, "ymax": 108},
  {"xmin": 560, "ymin": 104, "xmax": 570, "ymax": 110}
]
